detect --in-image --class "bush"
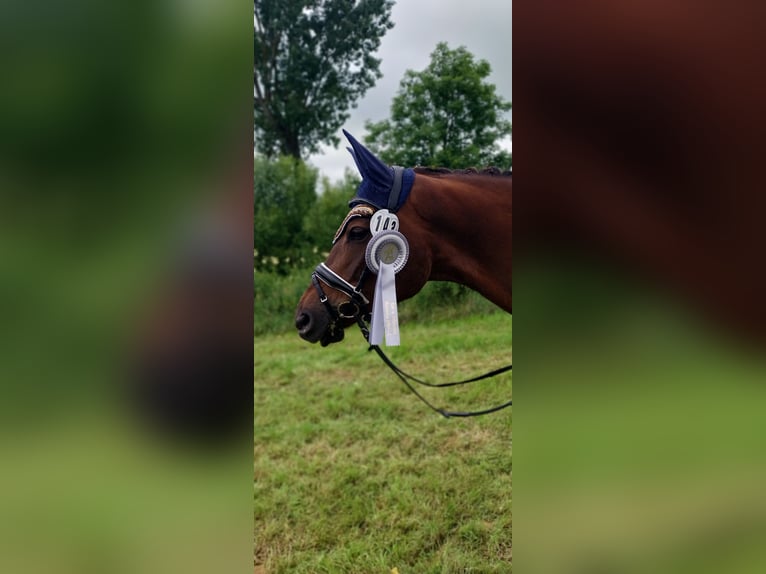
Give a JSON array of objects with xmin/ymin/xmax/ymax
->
[
  {"xmin": 254, "ymin": 265, "xmax": 317, "ymax": 336},
  {"xmin": 302, "ymin": 171, "xmax": 360, "ymax": 252},
  {"xmin": 254, "ymin": 156, "xmax": 317, "ymax": 274},
  {"xmin": 254, "ymin": 160, "xmax": 362, "ymax": 275}
]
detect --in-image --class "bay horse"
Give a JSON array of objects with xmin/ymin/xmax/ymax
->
[{"xmin": 295, "ymin": 131, "xmax": 511, "ymax": 346}]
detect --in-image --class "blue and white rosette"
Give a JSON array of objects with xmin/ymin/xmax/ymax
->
[{"xmin": 365, "ymin": 210, "xmax": 409, "ymax": 346}]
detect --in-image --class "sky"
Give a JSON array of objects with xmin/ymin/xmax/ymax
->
[{"xmin": 307, "ymin": 0, "xmax": 513, "ymax": 184}]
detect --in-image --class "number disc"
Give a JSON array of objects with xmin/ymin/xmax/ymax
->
[{"xmin": 370, "ymin": 209, "xmax": 399, "ymax": 236}]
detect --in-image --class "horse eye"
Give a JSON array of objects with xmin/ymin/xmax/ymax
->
[{"xmin": 348, "ymin": 227, "xmax": 369, "ymax": 241}]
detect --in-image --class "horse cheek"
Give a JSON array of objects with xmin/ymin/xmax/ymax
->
[{"xmin": 398, "ymin": 254, "xmax": 430, "ymax": 302}]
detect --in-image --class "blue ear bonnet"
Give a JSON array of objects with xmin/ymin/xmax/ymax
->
[
  {"xmin": 343, "ymin": 130, "xmax": 414, "ymax": 213},
  {"xmin": 351, "ymin": 167, "xmax": 415, "ymax": 213}
]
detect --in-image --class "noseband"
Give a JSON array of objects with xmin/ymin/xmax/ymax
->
[{"xmin": 311, "ymin": 262, "xmax": 371, "ymax": 343}]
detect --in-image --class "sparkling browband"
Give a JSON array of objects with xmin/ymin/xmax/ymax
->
[{"xmin": 332, "ymin": 204, "xmax": 376, "ymax": 244}]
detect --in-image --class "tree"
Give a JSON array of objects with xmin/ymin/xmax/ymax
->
[
  {"xmin": 365, "ymin": 43, "xmax": 512, "ymax": 169},
  {"xmin": 254, "ymin": 0, "xmax": 394, "ymax": 159},
  {"xmin": 254, "ymin": 156, "xmax": 317, "ymax": 273}
]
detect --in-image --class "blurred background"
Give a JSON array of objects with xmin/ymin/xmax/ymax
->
[
  {"xmin": 515, "ymin": 1, "xmax": 766, "ymax": 573},
  {"xmin": 0, "ymin": 0, "xmax": 252, "ymax": 572}
]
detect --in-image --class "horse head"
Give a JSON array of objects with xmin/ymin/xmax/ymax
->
[{"xmin": 295, "ymin": 131, "xmax": 431, "ymax": 345}]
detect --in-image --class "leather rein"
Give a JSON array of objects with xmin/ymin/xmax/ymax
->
[{"xmin": 311, "ymin": 213, "xmax": 512, "ymax": 419}]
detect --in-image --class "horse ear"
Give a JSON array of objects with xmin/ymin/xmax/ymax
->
[
  {"xmin": 346, "ymin": 146, "xmax": 362, "ymax": 173},
  {"xmin": 343, "ymin": 130, "xmax": 393, "ymax": 189}
]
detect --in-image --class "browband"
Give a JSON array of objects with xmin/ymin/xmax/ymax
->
[{"xmin": 332, "ymin": 204, "xmax": 375, "ymax": 244}]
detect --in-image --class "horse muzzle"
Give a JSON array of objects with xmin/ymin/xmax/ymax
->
[{"xmin": 295, "ymin": 307, "xmax": 346, "ymax": 346}]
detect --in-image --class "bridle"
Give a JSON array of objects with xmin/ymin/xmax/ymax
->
[
  {"xmin": 311, "ymin": 262, "xmax": 372, "ymax": 345},
  {"xmin": 309, "ymin": 205, "xmax": 512, "ymax": 418}
]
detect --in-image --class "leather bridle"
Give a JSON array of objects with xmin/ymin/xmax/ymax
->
[{"xmin": 311, "ymin": 262, "xmax": 372, "ymax": 345}]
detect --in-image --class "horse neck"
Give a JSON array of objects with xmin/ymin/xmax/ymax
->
[{"xmin": 407, "ymin": 174, "xmax": 513, "ymax": 311}]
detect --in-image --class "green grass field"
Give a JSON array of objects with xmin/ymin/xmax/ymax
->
[{"xmin": 254, "ymin": 312, "xmax": 512, "ymax": 573}]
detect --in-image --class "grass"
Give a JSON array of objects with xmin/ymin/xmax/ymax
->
[{"xmin": 254, "ymin": 312, "xmax": 512, "ymax": 573}]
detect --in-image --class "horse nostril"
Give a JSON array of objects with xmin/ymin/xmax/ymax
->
[{"xmin": 295, "ymin": 312, "xmax": 312, "ymax": 332}]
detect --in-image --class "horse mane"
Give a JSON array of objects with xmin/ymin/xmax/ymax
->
[{"xmin": 413, "ymin": 166, "xmax": 512, "ymax": 177}]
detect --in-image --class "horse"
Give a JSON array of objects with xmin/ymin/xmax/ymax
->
[{"xmin": 295, "ymin": 131, "xmax": 511, "ymax": 346}]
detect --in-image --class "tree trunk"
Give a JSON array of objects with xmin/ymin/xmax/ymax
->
[{"xmin": 280, "ymin": 131, "xmax": 301, "ymax": 159}]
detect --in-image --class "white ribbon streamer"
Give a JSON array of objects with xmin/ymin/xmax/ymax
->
[{"xmin": 369, "ymin": 261, "xmax": 400, "ymax": 346}]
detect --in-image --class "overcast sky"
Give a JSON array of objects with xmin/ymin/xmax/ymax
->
[{"xmin": 307, "ymin": 0, "xmax": 513, "ymax": 184}]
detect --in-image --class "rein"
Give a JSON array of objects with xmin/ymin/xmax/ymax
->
[
  {"xmin": 311, "ymin": 258, "xmax": 513, "ymax": 418},
  {"xmin": 354, "ymin": 315, "xmax": 512, "ymax": 418}
]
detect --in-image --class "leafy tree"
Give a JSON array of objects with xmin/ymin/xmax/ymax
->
[
  {"xmin": 365, "ymin": 43, "xmax": 512, "ymax": 169},
  {"xmin": 302, "ymin": 171, "xmax": 360, "ymax": 250},
  {"xmin": 254, "ymin": 156, "xmax": 317, "ymax": 273},
  {"xmin": 254, "ymin": 0, "xmax": 394, "ymax": 159}
]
